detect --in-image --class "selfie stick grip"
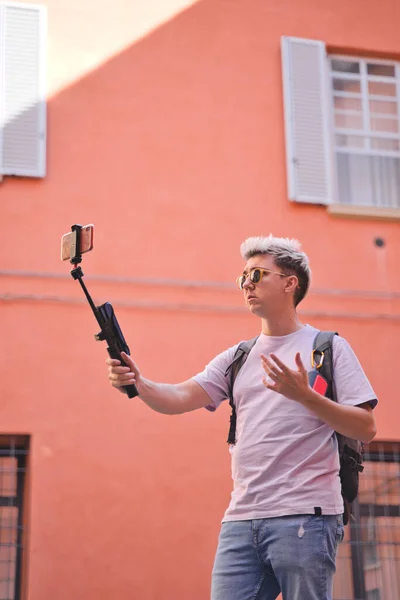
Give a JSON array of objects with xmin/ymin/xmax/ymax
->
[
  {"xmin": 95, "ymin": 302, "xmax": 139, "ymax": 399},
  {"xmin": 107, "ymin": 348, "xmax": 139, "ymax": 398}
]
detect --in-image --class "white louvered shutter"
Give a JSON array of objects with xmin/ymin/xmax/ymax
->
[
  {"xmin": 281, "ymin": 37, "xmax": 332, "ymax": 204},
  {"xmin": 0, "ymin": 3, "xmax": 46, "ymax": 177}
]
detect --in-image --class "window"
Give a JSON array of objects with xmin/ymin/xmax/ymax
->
[
  {"xmin": 281, "ymin": 37, "xmax": 400, "ymax": 213},
  {"xmin": 0, "ymin": 436, "xmax": 29, "ymax": 600},
  {"xmin": 333, "ymin": 442, "xmax": 400, "ymax": 600},
  {"xmin": 331, "ymin": 57, "xmax": 400, "ymax": 209},
  {"xmin": 0, "ymin": 3, "xmax": 46, "ymax": 178}
]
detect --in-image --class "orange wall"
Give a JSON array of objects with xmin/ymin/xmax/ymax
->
[{"xmin": 1, "ymin": 0, "xmax": 400, "ymax": 598}]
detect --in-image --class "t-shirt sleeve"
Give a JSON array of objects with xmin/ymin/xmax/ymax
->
[
  {"xmin": 332, "ymin": 336, "xmax": 378, "ymax": 409},
  {"xmin": 192, "ymin": 343, "xmax": 240, "ymax": 412}
]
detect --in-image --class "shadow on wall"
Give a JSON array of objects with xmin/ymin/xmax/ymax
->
[{"xmin": 1, "ymin": 0, "xmax": 287, "ymax": 280}]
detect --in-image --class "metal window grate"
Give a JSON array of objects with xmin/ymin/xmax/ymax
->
[
  {"xmin": 329, "ymin": 56, "xmax": 400, "ymax": 208},
  {"xmin": 0, "ymin": 436, "xmax": 28, "ymax": 600},
  {"xmin": 334, "ymin": 441, "xmax": 400, "ymax": 600}
]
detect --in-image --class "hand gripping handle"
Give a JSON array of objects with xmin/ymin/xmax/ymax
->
[
  {"xmin": 107, "ymin": 347, "xmax": 139, "ymax": 398},
  {"xmin": 96, "ymin": 302, "xmax": 139, "ymax": 399}
]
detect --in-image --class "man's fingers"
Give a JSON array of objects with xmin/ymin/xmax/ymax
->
[
  {"xmin": 263, "ymin": 352, "xmax": 306, "ymax": 376},
  {"xmin": 109, "ymin": 365, "xmax": 131, "ymax": 374},
  {"xmin": 109, "ymin": 372, "xmax": 136, "ymax": 385},
  {"xmin": 108, "ymin": 368, "xmax": 134, "ymax": 378},
  {"xmin": 261, "ymin": 354, "xmax": 283, "ymax": 378},
  {"xmin": 120, "ymin": 352, "xmax": 138, "ymax": 372},
  {"xmin": 106, "ymin": 352, "xmax": 140, "ymax": 393},
  {"xmin": 269, "ymin": 354, "xmax": 290, "ymax": 373},
  {"xmin": 263, "ymin": 366, "xmax": 280, "ymax": 380},
  {"xmin": 262, "ymin": 377, "xmax": 278, "ymax": 390},
  {"xmin": 261, "ymin": 354, "xmax": 280, "ymax": 370},
  {"xmin": 106, "ymin": 358, "xmax": 121, "ymax": 366},
  {"xmin": 295, "ymin": 352, "xmax": 306, "ymax": 373}
]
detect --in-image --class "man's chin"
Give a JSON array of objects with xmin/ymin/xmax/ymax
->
[{"xmin": 247, "ymin": 304, "xmax": 264, "ymax": 317}]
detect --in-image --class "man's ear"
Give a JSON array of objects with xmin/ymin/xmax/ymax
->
[{"xmin": 284, "ymin": 275, "xmax": 299, "ymax": 295}]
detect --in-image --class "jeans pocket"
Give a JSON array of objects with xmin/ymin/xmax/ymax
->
[{"xmin": 336, "ymin": 515, "xmax": 345, "ymax": 544}]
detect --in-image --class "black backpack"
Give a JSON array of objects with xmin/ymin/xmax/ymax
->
[{"xmin": 224, "ymin": 330, "xmax": 364, "ymax": 525}]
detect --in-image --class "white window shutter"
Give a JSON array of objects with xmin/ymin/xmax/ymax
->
[
  {"xmin": 281, "ymin": 37, "xmax": 332, "ymax": 204},
  {"xmin": 0, "ymin": 3, "xmax": 46, "ymax": 177}
]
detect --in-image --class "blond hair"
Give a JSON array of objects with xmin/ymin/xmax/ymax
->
[{"xmin": 240, "ymin": 235, "xmax": 311, "ymax": 306}]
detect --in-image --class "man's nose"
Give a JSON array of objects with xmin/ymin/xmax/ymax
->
[{"xmin": 242, "ymin": 275, "xmax": 254, "ymax": 289}]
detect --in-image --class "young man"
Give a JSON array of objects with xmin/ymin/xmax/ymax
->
[{"xmin": 106, "ymin": 235, "xmax": 377, "ymax": 600}]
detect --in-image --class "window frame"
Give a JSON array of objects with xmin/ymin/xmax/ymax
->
[
  {"xmin": 0, "ymin": 436, "xmax": 29, "ymax": 600},
  {"xmin": 328, "ymin": 54, "xmax": 400, "ymax": 211},
  {"xmin": 344, "ymin": 441, "xmax": 400, "ymax": 600}
]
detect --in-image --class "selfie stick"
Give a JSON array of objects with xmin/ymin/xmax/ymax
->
[{"xmin": 68, "ymin": 224, "xmax": 139, "ymax": 398}]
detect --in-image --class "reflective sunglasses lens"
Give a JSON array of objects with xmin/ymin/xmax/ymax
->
[
  {"xmin": 238, "ymin": 275, "xmax": 246, "ymax": 289},
  {"xmin": 250, "ymin": 269, "xmax": 261, "ymax": 284}
]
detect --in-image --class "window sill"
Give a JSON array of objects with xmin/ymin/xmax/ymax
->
[{"xmin": 328, "ymin": 204, "xmax": 400, "ymax": 221}]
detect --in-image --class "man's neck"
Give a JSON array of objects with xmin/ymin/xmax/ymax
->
[{"xmin": 261, "ymin": 312, "xmax": 304, "ymax": 337}]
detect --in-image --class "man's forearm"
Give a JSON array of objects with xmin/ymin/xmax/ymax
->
[
  {"xmin": 134, "ymin": 378, "xmax": 209, "ymax": 415},
  {"xmin": 299, "ymin": 388, "xmax": 376, "ymax": 442},
  {"xmin": 135, "ymin": 378, "xmax": 186, "ymax": 415}
]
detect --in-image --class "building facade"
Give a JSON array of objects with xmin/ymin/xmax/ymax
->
[{"xmin": 0, "ymin": 0, "xmax": 399, "ymax": 598}]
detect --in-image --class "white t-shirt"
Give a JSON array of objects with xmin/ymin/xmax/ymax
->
[{"xmin": 192, "ymin": 325, "xmax": 377, "ymax": 522}]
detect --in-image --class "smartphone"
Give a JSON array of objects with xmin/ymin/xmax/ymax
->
[
  {"xmin": 308, "ymin": 370, "xmax": 328, "ymax": 396},
  {"xmin": 61, "ymin": 224, "xmax": 94, "ymax": 261}
]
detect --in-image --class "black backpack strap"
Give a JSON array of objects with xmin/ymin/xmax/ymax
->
[
  {"xmin": 225, "ymin": 336, "xmax": 259, "ymax": 444},
  {"xmin": 313, "ymin": 331, "xmax": 338, "ymax": 401},
  {"xmin": 313, "ymin": 330, "xmax": 362, "ymax": 525}
]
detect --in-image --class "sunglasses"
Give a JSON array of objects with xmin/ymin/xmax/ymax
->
[{"xmin": 236, "ymin": 268, "xmax": 288, "ymax": 290}]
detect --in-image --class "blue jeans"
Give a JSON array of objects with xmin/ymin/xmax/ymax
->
[{"xmin": 211, "ymin": 514, "xmax": 344, "ymax": 600}]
